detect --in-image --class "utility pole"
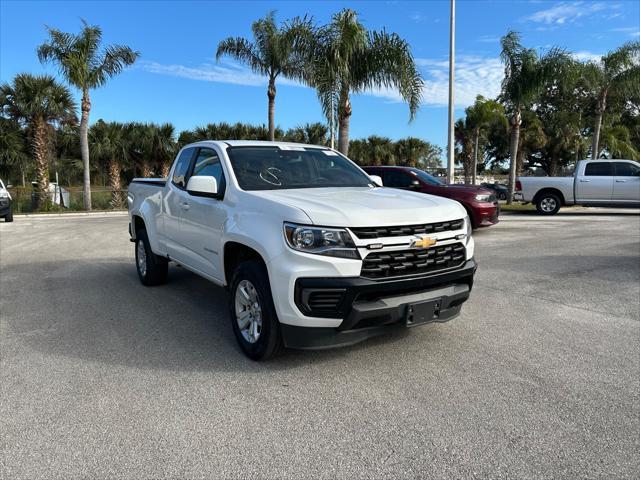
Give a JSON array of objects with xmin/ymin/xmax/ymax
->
[{"xmin": 446, "ymin": 0, "xmax": 456, "ymax": 184}]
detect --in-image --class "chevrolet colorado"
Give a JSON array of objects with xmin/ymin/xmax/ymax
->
[
  {"xmin": 515, "ymin": 159, "xmax": 640, "ymax": 215},
  {"xmin": 128, "ymin": 141, "xmax": 476, "ymax": 360}
]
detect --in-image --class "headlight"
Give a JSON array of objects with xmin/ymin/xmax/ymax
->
[
  {"xmin": 0, "ymin": 192, "xmax": 8, "ymax": 199},
  {"xmin": 284, "ymin": 223, "xmax": 360, "ymax": 259},
  {"xmin": 465, "ymin": 215, "xmax": 472, "ymax": 243},
  {"xmin": 474, "ymin": 194, "xmax": 491, "ymax": 202}
]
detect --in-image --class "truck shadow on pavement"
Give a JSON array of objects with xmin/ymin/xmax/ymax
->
[{"xmin": 3, "ymin": 259, "xmax": 419, "ymax": 372}]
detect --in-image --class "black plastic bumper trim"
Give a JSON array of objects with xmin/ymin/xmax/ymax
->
[{"xmin": 294, "ymin": 259, "xmax": 476, "ymax": 319}]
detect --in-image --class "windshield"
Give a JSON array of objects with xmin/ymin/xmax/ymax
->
[
  {"xmin": 226, "ymin": 146, "xmax": 373, "ymax": 190},
  {"xmin": 411, "ymin": 169, "xmax": 445, "ymax": 186}
]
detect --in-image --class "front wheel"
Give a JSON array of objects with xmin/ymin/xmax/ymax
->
[
  {"xmin": 229, "ymin": 260, "xmax": 283, "ymax": 360},
  {"xmin": 535, "ymin": 193, "xmax": 561, "ymax": 215},
  {"xmin": 4, "ymin": 211, "xmax": 13, "ymax": 222},
  {"xmin": 135, "ymin": 229, "xmax": 168, "ymax": 286}
]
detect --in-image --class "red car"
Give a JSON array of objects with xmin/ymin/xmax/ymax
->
[{"xmin": 362, "ymin": 166, "xmax": 499, "ymax": 228}]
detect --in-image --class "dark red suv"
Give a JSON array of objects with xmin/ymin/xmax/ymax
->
[{"xmin": 363, "ymin": 166, "xmax": 499, "ymax": 228}]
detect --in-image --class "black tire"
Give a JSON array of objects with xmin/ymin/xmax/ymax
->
[
  {"xmin": 498, "ymin": 192, "xmax": 507, "ymax": 201},
  {"xmin": 229, "ymin": 260, "xmax": 283, "ymax": 361},
  {"xmin": 535, "ymin": 192, "xmax": 562, "ymax": 215},
  {"xmin": 4, "ymin": 211, "xmax": 13, "ymax": 222},
  {"xmin": 135, "ymin": 229, "xmax": 168, "ymax": 286}
]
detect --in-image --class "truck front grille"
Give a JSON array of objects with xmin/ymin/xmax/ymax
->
[
  {"xmin": 361, "ymin": 243, "xmax": 466, "ymax": 279},
  {"xmin": 350, "ymin": 219, "xmax": 464, "ymax": 239}
]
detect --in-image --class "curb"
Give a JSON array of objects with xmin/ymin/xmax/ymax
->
[{"xmin": 14, "ymin": 211, "xmax": 128, "ymax": 218}]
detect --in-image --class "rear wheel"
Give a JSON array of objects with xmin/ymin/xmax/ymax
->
[
  {"xmin": 229, "ymin": 260, "xmax": 283, "ymax": 360},
  {"xmin": 535, "ymin": 193, "xmax": 561, "ymax": 215},
  {"xmin": 135, "ymin": 229, "xmax": 168, "ymax": 286}
]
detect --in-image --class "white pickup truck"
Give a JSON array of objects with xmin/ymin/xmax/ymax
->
[
  {"xmin": 515, "ymin": 159, "xmax": 640, "ymax": 214},
  {"xmin": 128, "ymin": 141, "xmax": 476, "ymax": 360}
]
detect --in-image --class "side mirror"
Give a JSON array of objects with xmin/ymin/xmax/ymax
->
[
  {"xmin": 6, "ymin": 184, "xmax": 12, "ymax": 189},
  {"xmin": 369, "ymin": 175, "xmax": 383, "ymax": 187},
  {"xmin": 186, "ymin": 175, "xmax": 218, "ymax": 198}
]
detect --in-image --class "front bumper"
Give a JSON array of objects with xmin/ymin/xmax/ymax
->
[
  {"xmin": 281, "ymin": 259, "xmax": 476, "ymax": 349},
  {"xmin": 469, "ymin": 201, "xmax": 499, "ymax": 228},
  {"xmin": 0, "ymin": 198, "xmax": 12, "ymax": 216}
]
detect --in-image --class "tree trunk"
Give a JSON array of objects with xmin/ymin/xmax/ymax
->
[
  {"xmin": 549, "ymin": 155, "xmax": 559, "ymax": 176},
  {"xmin": 591, "ymin": 93, "xmax": 606, "ymax": 160},
  {"xmin": 267, "ymin": 78, "xmax": 276, "ymax": 142},
  {"xmin": 20, "ymin": 165, "xmax": 26, "ymax": 187},
  {"xmin": 109, "ymin": 156, "xmax": 123, "ymax": 209},
  {"xmin": 472, "ymin": 128, "xmax": 480, "ymax": 185},
  {"xmin": 80, "ymin": 88, "xmax": 92, "ymax": 211},
  {"xmin": 338, "ymin": 90, "xmax": 352, "ymax": 156},
  {"xmin": 507, "ymin": 110, "xmax": 521, "ymax": 204},
  {"xmin": 161, "ymin": 162, "xmax": 171, "ymax": 178},
  {"xmin": 32, "ymin": 118, "xmax": 49, "ymax": 210},
  {"xmin": 141, "ymin": 161, "xmax": 152, "ymax": 178}
]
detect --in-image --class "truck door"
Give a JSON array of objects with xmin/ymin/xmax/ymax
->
[
  {"xmin": 163, "ymin": 147, "xmax": 196, "ymax": 263},
  {"xmin": 575, "ymin": 161, "xmax": 613, "ymax": 202},
  {"xmin": 612, "ymin": 161, "xmax": 640, "ymax": 202},
  {"xmin": 178, "ymin": 147, "xmax": 228, "ymax": 280}
]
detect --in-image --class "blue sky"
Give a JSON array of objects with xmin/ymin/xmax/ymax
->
[{"xmin": 1, "ymin": 0, "xmax": 639, "ymax": 161}]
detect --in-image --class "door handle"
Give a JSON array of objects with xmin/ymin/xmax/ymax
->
[
  {"xmin": 181, "ymin": 202, "xmax": 190, "ymax": 210},
  {"xmin": 579, "ymin": 179, "xmax": 590, "ymax": 183},
  {"xmin": 615, "ymin": 179, "xmax": 627, "ymax": 183}
]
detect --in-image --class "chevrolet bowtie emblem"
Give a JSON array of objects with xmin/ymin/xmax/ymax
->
[{"xmin": 411, "ymin": 236, "xmax": 437, "ymax": 249}]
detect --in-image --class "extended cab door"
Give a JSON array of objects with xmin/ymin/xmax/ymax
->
[
  {"xmin": 163, "ymin": 147, "xmax": 197, "ymax": 262},
  {"xmin": 612, "ymin": 161, "xmax": 640, "ymax": 202},
  {"xmin": 575, "ymin": 161, "xmax": 614, "ymax": 202},
  {"xmin": 178, "ymin": 147, "xmax": 228, "ymax": 280}
]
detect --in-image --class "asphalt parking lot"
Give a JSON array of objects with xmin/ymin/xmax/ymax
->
[{"xmin": 1, "ymin": 210, "xmax": 639, "ymax": 479}]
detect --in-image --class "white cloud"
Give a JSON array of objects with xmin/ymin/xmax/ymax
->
[
  {"xmin": 525, "ymin": 1, "xmax": 616, "ymax": 25},
  {"xmin": 141, "ymin": 56, "xmax": 504, "ymax": 109},
  {"xmin": 571, "ymin": 51, "xmax": 603, "ymax": 62},
  {"xmin": 140, "ymin": 60, "xmax": 301, "ymax": 88},
  {"xmin": 610, "ymin": 26, "xmax": 640, "ymax": 37},
  {"xmin": 370, "ymin": 56, "xmax": 503, "ymax": 108}
]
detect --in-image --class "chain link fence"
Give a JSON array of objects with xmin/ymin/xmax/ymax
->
[{"xmin": 7, "ymin": 186, "xmax": 128, "ymax": 213}]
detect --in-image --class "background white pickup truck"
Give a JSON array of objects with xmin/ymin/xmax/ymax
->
[
  {"xmin": 515, "ymin": 159, "xmax": 640, "ymax": 214},
  {"xmin": 128, "ymin": 140, "xmax": 476, "ymax": 360}
]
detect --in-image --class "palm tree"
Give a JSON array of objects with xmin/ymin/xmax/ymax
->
[
  {"xmin": 0, "ymin": 74, "xmax": 76, "ymax": 209},
  {"xmin": 37, "ymin": 20, "xmax": 139, "ymax": 211},
  {"xmin": 598, "ymin": 124, "xmax": 639, "ymax": 160},
  {"xmin": 394, "ymin": 137, "xmax": 432, "ymax": 168},
  {"xmin": 583, "ymin": 41, "xmax": 640, "ymax": 159},
  {"xmin": 0, "ymin": 117, "xmax": 29, "ymax": 186},
  {"xmin": 216, "ymin": 12, "xmax": 314, "ymax": 141},
  {"xmin": 499, "ymin": 31, "xmax": 570, "ymax": 202},
  {"xmin": 366, "ymin": 135, "xmax": 396, "ymax": 165},
  {"xmin": 464, "ymin": 96, "xmax": 507, "ymax": 184},
  {"xmin": 454, "ymin": 118, "xmax": 474, "ymax": 183},
  {"xmin": 90, "ymin": 120, "xmax": 129, "ymax": 208},
  {"xmin": 308, "ymin": 9, "xmax": 423, "ymax": 156}
]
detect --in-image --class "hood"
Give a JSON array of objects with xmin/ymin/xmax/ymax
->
[{"xmin": 249, "ymin": 187, "xmax": 466, "ymax": 227}]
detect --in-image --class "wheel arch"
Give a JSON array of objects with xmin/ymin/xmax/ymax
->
[
  {"xmin": 223, "ymin": 241, "xmax": 268, "ymax": 287},
  {"xmin": 533, "ymin": 188, "xmax": 565, "ymax": 206}
]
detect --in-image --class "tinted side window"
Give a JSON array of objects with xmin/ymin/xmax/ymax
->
[
  {"xmin": 192, "ymin": 148, "xmax": 226, "ymax": 195},
  {"xmin": 615, "ymin": 162, "xmax": 640, "ymax": 176},
  {"xmin": 172, "ymin": 148, "xmax": 194, "ymax": 189},
  {"xmin": 384, "ymin": 170, "xmax": 412, "ymax": 188},
  {"xmin": 584, "ymin": 162, "xmax": 613, "ymax": 176}
]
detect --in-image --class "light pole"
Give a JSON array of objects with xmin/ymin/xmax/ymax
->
[{"xmin": 446, "ymin": 0, "xmax": 456, "ymax": 184}]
